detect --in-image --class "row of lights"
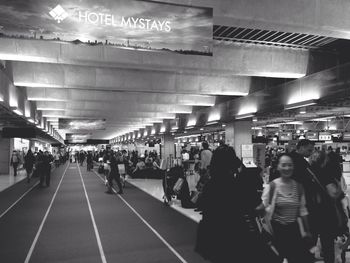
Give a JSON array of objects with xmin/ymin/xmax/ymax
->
[{"xmin": 10, "ymin": 106, "xmax": 64, "ymax": 144}]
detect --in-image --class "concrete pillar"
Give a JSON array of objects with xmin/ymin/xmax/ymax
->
[
  {"xmin": 225, "ymin": 120, "xmax": 252, "ymax": 159},
  {"xmin": 29, "ymin": 140, "xmax": 35, "ymax": 152},
  {"xmin": 161, "ymin": 134, "xmax": 175, "ymax": 165},
  {"xmin": 0, "ymin": 135, "xmax": 11, "ymax": 175}
]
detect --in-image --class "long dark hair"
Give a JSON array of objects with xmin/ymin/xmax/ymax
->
[{"xmin": 209, "ymin": 145, "xmax": 241, "ymax": 179}]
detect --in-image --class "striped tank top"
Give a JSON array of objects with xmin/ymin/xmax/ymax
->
[{"xmin": 272, "ymin": 180, "xmax": 301, "ymax": 224}]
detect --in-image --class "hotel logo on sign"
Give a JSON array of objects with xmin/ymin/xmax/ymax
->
[
  {"xmin": 49, "ymin": 5, "xmax": 171, "ymax": 32},
  {"xmin": 49, "ymin": 5, "xmax": 68, "ymax": 23}
]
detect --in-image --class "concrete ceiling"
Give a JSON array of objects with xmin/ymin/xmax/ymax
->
[{"xmin": 1, "ymin": 0, "xmax": 350, "ymax": 141}]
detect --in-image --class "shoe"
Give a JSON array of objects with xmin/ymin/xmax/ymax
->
[{"xmin": 117, "ymin": 191, "xmax": 123, "ymax": 195}]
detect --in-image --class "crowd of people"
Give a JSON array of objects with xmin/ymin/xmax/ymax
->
[
  {"xmin": 12, "ymin": 140, "xmax": 350, "ymax": 262},
  {"xmin": 195, "ymin": 139, "xmax": 350, "ymax": 263},
  {"xmin": 11, "ymin": 149, "xmax": 65, "ymax": 187}
]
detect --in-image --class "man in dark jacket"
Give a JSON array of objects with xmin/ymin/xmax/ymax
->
[
  {"xmin": 106, "ymin": 153, "xmax": 123, "ymax": 195},
  {"xmin": 24, "ymin": 149, "xmax": 35, "ymax": 183}
]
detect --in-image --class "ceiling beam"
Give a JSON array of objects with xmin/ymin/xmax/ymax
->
[
  {"xmin": 1, "ymin": 38, "xmax": 310, "ymax": 78},
  {"xmin": 26, "ymin": 88, "xmax": 216, "ymax": 106},
  {"xmin": 12, "ymin": 61, "xmax": 250, "ymax": 96}
]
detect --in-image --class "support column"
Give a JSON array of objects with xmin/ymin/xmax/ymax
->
[
  {"xmin": 29, "ymin": 140, "xmax": 35, "ymax": 152},
  {"xmin": 161, "ymin": 134, "xmax": 175, "ymax": 164},
  {"xmin": 0, "ymin": 135, "xmax": 11, "ymax": 174},
  {"xmin": 225, "ymin": 120, "xmax": 252, "ymax": 159}
]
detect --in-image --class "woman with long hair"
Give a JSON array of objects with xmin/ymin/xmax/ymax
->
[
  {"xmin": 195, "ymin": 145, "xmax": 271, "ymax": 262},
  {"xmin": 262, "ymin": 153, "xmax": 313, "ymax": 263}
]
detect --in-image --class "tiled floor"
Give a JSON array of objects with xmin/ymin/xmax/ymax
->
[
  {"xmin": 127, "ymin": 178, "xmax": 202, "ymax": 223},
  {"xmin": 0, "ymin": 169, "xmax": 27, "ymax": 192}
]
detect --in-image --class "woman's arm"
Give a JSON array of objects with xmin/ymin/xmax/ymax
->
[{"xmin": 299, "ymin": 188, "xmax": 312, "ymax": 237}]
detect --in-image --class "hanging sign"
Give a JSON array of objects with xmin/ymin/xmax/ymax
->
[
  {"xmin": 0, "ymin": 0, "xmax": 213, "ymax": 56},
  {"xmin": 59, "ymin": 119, "xmax": 106, "ymax": 130}
]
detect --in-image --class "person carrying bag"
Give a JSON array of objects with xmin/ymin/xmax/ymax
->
[{"xmin": 261, "ymin": 153, "xmax": 313, "ymax": 263}]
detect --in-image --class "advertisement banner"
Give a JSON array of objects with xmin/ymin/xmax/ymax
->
[
  {"xmin": 66, "ymin": 133, "xmax": 92, "ymax": 143},
  {"xmin": 59, "ymin": 118, "xmax": 106, "ymax": 130},
  {"xmin": 0, "ymin": 0, "xmax": 213, "ymax": 56}
]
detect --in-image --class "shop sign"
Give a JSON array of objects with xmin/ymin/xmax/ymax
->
[
  {"xmin": 0, "ymin": 0, "xmax": 213, "ymax": 56},
  {"xmin": 305, "ymin": 132, "xmax": 318, "ymax": 141},
  {"xmin": 279, "ymin": 132, "xmax": 292, "ymax": 141},
  {"xmin": 318, "ymin": 132, "xmax": 331, "ymax": 141}
]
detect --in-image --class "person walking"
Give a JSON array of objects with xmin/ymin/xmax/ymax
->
[
  {"xmin": 195, "ymin": 145, "xmax": 273, "ymax": 263},
  {"xmin": 106, "ymin": 153, "xmax": 123, "ymax": 195},
  {"xmin": 309, "ymin": 150, "xmax": 349, "ymax": 263},
  {"xmin": 24, "ymin": 149, "xmax": 35, "ymax": 183},
  {"xmin": 262, "ymin": 153, "xmax": 313, "ymax": 263},
  {"xmin": 10, "ymin": 150, "xmax": 20, "ymax": 177}
]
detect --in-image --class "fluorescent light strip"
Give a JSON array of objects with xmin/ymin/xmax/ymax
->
[
  {"xmin": 28, "ymin": 98, "xmax": 67, "ymax": 102},
  {"xmin": 206, "ymin": 121, "xmax": 218, "ymax": 126},
  {"xmin": 235, "ymin": 113, "xmax": 255, "ymax": 120},
  {"xmin": 13, "ymin": 109, "xmax": 23, "ymax": 116},
  {"xmin": 285, "ymin": 99, "xmax": 317, "ymax": 110},
  {"xmin": 37, "ymin": 108, "xmax": 66, "ymax": 111}
]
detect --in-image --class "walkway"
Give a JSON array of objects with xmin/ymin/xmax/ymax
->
[{"xmin": 0, "ymin": 163, "xmax": 205, "ymax": 263}]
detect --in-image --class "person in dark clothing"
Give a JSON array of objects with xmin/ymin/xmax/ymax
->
[
  {"xmin": 40, "ymin": 151, "xmax": 51, "ymax": 187},
  {"xmin": 195, "ymin": 145, "xmax": 274, "ymax": 263},
  {"xmin": 309, "ymin": 150, "xmax": 349, "ymax": 263},
  {"xmin": 24, "ymin": 150, "xmax": 35, "ymax": 183},
  {"xmin": 10, "ymin": 150, "xmax": 20, "ymax": 177},
  {"xmin": 86, "ymin": 151, "xmax": 93, "ymax": 171},
  {"xmin": 289, "ymin": 140, "xmax": 317, "ymax": 228},
  {"xmin": 106, "ymin": 153, "xmax": 123, "ymax": 195}
]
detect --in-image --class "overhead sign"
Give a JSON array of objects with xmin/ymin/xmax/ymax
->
[
  {"xmin": 279, "ymin": 132, "xmax": 292, "ymax": 141},
  {"xmin": 59, "ymin": 119, "xmax": 106, "ymax": 130},
  {"xmin": 318, "ymin": 132, "xmax": 332, "ymax": 141},
  {"xmin": 305, "ymin": 132, "xmax": 318, "ymax": 141},
  {"xmin": 66, "ymin": 133, "xmax": 92, "ymax": 143},
  {"xmin": 0, "ymin": 0, "xmax": 213, "ymax": 56}
]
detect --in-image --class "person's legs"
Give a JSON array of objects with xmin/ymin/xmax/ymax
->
[
  {"xmin": 106, "ymin": 172, "xmax": 113, "ymax": 193},
  {"xmin": 45, "ymin": 166, "xmax": 51, "ymax": 186},
  {"xmin": 115, "ymin": 174, "xmax": 123, "ymax": 194},
  {"xmin": 26, "ymin": 167, "xmax": 32, "ymax": 183},
  {"xmin": 39, "ymin": 169, "xmax": 45, "ymax": 187},
  {"xmin": 13, "ymin": 163, "xmax": 18, "ymax": 176},
  {"xmin": 272, "ymin": 221, "xmax": 312, "ymax": 263},
  {"xmin": 320, "ymin": 232, "xmax": 335, "ymax": 263}
]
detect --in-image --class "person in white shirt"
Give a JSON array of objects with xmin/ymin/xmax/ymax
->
[{"xmin": 200, "ymin": 141, "xmax": 212, "ymax": 175}]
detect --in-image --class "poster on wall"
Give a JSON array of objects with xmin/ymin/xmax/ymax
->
[{"xmin": 0, "ymin": 0, "xmax": 213, "ymax": 56}]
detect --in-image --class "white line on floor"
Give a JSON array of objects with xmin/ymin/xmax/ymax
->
[
  {"xmin": 24, "ymin": 163, "xmax": 69, "ymax": 263},
  {"xmin": 78, "ymin": 164, "xmax": 107, "ymax": 263},
  {"xmin": 92, "ymin": 170, "xmax": 188, "ymax": 263},
  {"xmin": 0, "ymin": 182, "xmax": 39, "ymax": 219},
  {"xmin": 0, "ymin": 166, "xmax": 58, "ymax": 219}
]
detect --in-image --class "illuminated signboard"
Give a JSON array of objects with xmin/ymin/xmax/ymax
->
[
  {"xmin": 318, "ymin": 132, "xmax": 332, "ymax": 141},
  {"xmin": 0, "ymin": 0, "xmax": 213, "ymax": 56},
  {"xmin": 279, "ymin": 132, "xmax": 292, "ymax": 141},
  {"xmin": 305, "ymin": 132, "xmax": 318, "ymax": 141},
  {"xmin": 66, "ymin": 133, "xmax": 92, "ymax": 143},
  {"xmin": 59, "ymin": 118, "xmax": 106, "ymax": 130}
]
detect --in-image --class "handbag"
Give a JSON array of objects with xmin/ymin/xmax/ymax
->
[
  {"xmin": 173, "ymin": 178, "xmax": 184, "ymax": 194},
  {"xmin": 191, "ymin": 191, "xmax": 201, "ymax": 205},
  {"xmin": 306, "ymin": 168, "xmax": 348, "ymax": 234}
]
